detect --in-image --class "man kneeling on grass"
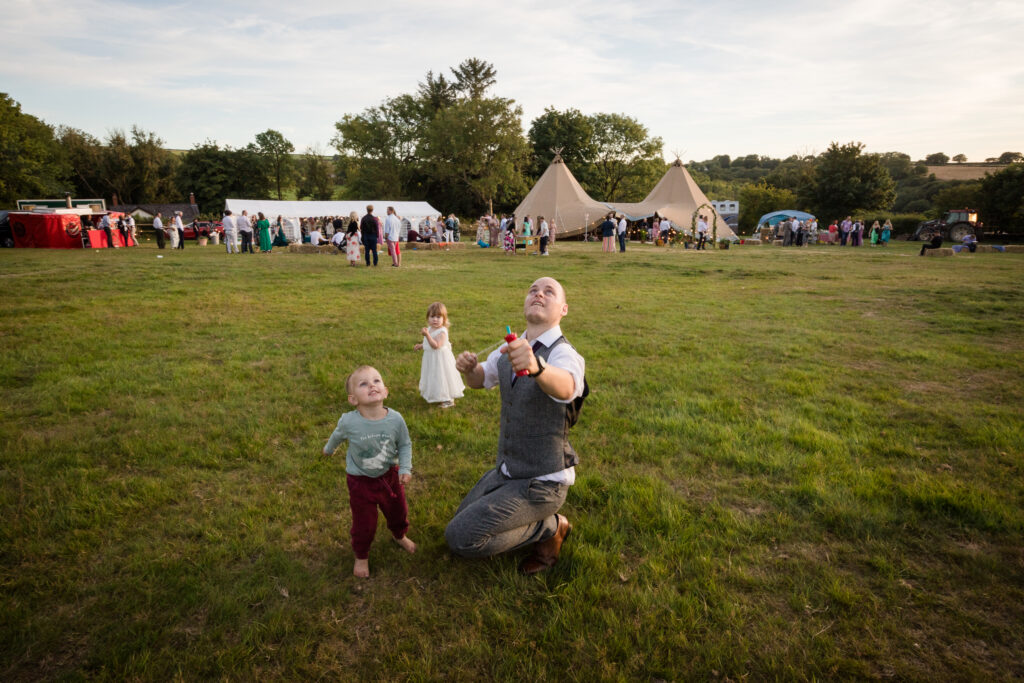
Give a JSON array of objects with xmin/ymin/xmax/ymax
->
[{"xmin": 446, "ymin": 277, "xmax": 588, "ymax": 575}]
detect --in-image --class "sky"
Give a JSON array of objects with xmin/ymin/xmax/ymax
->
[{"xmin": 2, "ymin": 0, "xmax": 1023, "ymax": 163}]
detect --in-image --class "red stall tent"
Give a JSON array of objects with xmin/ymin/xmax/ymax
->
[{"xmin": 9, "ymin": 210, "xmax": 134, "ymax": 248}]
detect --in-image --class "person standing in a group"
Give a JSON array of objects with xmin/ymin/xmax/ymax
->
[
  {"xmin": 851, "ymin": 219, "xmax": 863, "ymax": 247},
  {"xmin": 385, "ymin": 206, "xmax": 403, "ymax": 267},
  {"xmin": 361, "ymin": 205, "xmax": 379, "ymax": 266},
  {"xmin": 538, "ymin": 215, "xmax": 550, "ymax": 256},
  {"xmin": 881, "ymin": 219, "xmax": 892, "ymax": 246},
  {"xmin": 117, "ymin": 214, "xmax": 130, "ymax": 246},
  {"xmin": 222, "ymin": 210, "xmax": 237, "ymax": 254},
  {"xmin": 173, "ymin": 211, "xmax": 185, "ymax": 249},
  {"xmin": 443, "ymin": 214, "xmax": 455, "ymax": 243},
  {"xmin": 617, "ymin": 214, "xmax": 627, "ymax": 252},
  {"xmin": 600, "ymin": 213, "xmax": 616, "ymax": 252},
  {"xmin": 870, "ymin": 220, "xmax": 880, "ymax": 246},
  {"xmin": 127, "ymin": 215, "xmax": 139, "ymax": 246},
  {"xmin": 345, "ymin": 213, "xmax": 361, "ymax": 266},
  {"xmin": 696, "ymin": 214, "xmax": 709, "ymax": 250},
  {"xmin": 152, "ymin": 212, "xmax": 165, "ymax": 249},
  {"xmin": 256, "ymin": 212, "xmax": 272, "ymax": 253},
  {"xmin": 238, "ymin": 211, "xmax": 255, "ymax": 253},
  {"xmin": 99, "ymin": 213, "xmax": 115, "ymax": 248},
  {"xmin": 840, "ymin": 216, "xmax": 852, "ymax": 246},
  {"xmin": 504, "ymin": 221, "xmax": 516, "ymax": 255}
]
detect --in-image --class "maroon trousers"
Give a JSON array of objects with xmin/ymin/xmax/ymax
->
[{"xmin": 346, "ymin": 466, "xmax": 409, "ymax": 559}]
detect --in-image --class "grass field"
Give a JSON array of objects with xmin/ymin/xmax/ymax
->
[{"xmin": 1, "ymin": 240, "xmax": 1022, "ymax": 681}]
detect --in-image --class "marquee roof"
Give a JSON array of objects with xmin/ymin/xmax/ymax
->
[{"xmin": 224, "ymin": 199, "xmax": 441, "ymax": 219}]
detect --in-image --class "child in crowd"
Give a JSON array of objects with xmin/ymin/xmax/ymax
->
[
  {"xmin": 414, "ymin": 302, "xmax": 465, "ymax": 408},
  {"xmin": 504, "ymin": 223, "xmax": 516, "ymax": 254},
  {"xmin": 322, "ymin": 365, "xmax": 416, "ymax": 577},
  {"xmin": 345, "ymin": 212, "xmax": 361, "ymax": 266}
]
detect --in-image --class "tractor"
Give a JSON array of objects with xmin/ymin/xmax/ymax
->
[{"xmin": 912, "ymin": 208, "xmax": 981, "ymax": 242}]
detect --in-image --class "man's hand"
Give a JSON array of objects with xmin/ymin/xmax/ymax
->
[
  {"xmin": 456, "ymin": 351, "xmax": 485, "ymax": 388},
  {"xmin": 502, "ymin": 336, "xmax": 538, "ymax": 376},
  {"xmin": 399, "ymin": 473, "xmax": 411, "ymax": 485},
  {"xmin": 455, "ymin": 351, "xmax": 478, "ymax": 374}
]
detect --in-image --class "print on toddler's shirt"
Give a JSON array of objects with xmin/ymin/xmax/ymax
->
[{"xmin": 357, "ymin": 435, "xmax": 392, "ymax": 471}]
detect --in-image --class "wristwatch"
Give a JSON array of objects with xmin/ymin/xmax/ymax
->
[{"xmin": 528, "ymin": 356, "xmax": 547, "ymax": 378}]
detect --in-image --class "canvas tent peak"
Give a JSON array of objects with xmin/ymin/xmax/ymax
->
[
  {"xmin": 605, "ymin": 162, "xmax": 738, "ymax": 241},
  {"xmin": 512, "ymin": 156, "xmax": 608, "ymax": 238}
]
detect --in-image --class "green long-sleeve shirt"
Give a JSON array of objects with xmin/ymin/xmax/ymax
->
[{"xmin": 323, "ymin": 408, "xmax": 412, "ymax": 477}]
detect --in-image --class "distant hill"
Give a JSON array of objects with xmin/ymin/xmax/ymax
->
[{"xmin": 926, "ymin": 164, "xmax": 1007, "ymax": 181}]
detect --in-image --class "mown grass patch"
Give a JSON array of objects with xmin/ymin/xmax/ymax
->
[{"xmin": 1, "ymin": 241, "xmax": 1022, "ymax": 680}]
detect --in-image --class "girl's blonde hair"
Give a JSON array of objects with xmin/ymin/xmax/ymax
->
[{"xmin": 426, "ymin": 301, "xmax": 450, "ymax": 327}]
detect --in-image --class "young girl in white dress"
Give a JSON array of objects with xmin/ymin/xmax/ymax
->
[{"xmin": 414, "ymin": 302, "xmax": 465, "ymax": 408}]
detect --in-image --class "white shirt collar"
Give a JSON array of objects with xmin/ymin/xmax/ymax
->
[{"xmin": 526, "ymin": 325, "xmax": 563, "ymax": 348}]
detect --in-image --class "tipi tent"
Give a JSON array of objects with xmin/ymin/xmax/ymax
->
[
  {"xmin": 513, "ymin": 154, "xmax": 609, "ymax": 238},
  {"xmin": 608, "ymin": 160, "xmax": 738, "ymax": 241}
]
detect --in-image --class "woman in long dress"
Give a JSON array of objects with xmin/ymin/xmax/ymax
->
[
  {"xmin": 257, "ymin": 212, "xmax": 272, "ymax": 252},
  {"xmin": 345, "ymin": 212, "xmax": 361, "ymax": 266}
]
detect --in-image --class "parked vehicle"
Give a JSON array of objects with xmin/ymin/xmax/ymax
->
[
  {"xmin": 912, "ymin": 209, "xmax": 981, "ymax": 242},
  {"xmin": 166, "ymin": 220, "xmax": 223, "ymax": 240}
]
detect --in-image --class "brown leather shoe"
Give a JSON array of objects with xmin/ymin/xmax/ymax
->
[{"xmin": 519, "ymin": 514, "xmax": 572, "ymax": 575}]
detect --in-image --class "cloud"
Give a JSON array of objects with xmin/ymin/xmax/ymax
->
[{"xmin": 1, "ymin": 0, "xmax": 1022, "ymax": 160}]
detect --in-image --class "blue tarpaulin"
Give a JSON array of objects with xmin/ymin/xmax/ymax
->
[{"xmin": 757, "ymin": 210, "xmax": 815, "ymax": 226}]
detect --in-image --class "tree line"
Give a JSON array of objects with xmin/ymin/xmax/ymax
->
[{"xmin": 2, "ymin": 61, "xmax": 1022, "ymax": 231}]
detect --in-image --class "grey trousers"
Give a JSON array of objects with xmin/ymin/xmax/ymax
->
[{"xmin": 445, "ymin": 468, "xmax": 567, "ymax": 558}]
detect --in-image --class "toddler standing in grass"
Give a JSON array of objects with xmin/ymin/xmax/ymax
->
[
  {"xmin": 322, "ymin": 365, "xmax": 416, "ymax": 577},
  {"xmin": 414, "ymin": 302, "xmax": 465, "ymax": 408}
]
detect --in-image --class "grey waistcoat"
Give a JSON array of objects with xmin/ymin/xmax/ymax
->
[{"xmin": 496, "ymin": 337, "xmax": 580, "ymax": 478}]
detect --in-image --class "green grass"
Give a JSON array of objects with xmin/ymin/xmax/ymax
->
[{"xmin": 1, "ymin": 240, "xmax": 1022, "ymax": 680}]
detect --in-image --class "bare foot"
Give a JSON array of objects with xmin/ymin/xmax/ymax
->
[
  {"xmin": 353, "ymin": 558, "xmax": 369, "ymax": 578},
  {"xmin": 395, "ymin": 536, "xmax": 417, "ymax": 554}
]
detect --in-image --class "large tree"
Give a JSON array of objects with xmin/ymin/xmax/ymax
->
[
  {"xmin": 931, "ymin": 182, "xmax": 982, "ymax": 215},
  {"xmin": 799, "ymin": 142, "xmax": 896, "ymax": 220},
  {"xmin": 450, "ymin": 58, "xmax": 497, "ymax": 100},
  {"xmin": 978, "ymin": 163, "xmax": 1024, "ymax": 231},
  {"xmin": 586, "ymin": 113, "xmax": 664, "ymax": 202},
  {"xmin": 253, "ymin": 129, "xmax": 294, "ymax": 200},
  {"xmin": 526, "ymin": 107, "xmax": 595, "ymax": 180},
  {"xmin": 297, "ymin": 145, "xmax": 336, "ymax": 201},
  {"xmin": 997, "ymin": 151, "xmax": 1023, "ymax": 164},
  {"xmin": 737, "ymin": 181, "xmax": 797, "ymax": 233},
  {"xmin": 0, "ymin": 94, "xmax": 67, "ymax": 204},
  {"xmin": 333, "ymin": 59, "xmax": 529, "ymax": 213},
  {"xmin": 176, "ymin": 141, "xmax": 271, "ymax": 214},
  {"xmin": 419, "ymin": 96, "xmax": 530, "ymax": 214},
  {"xmin": 332, "ymin": 94, "xmax": 422, "ymax": 198},
  {"xmin": 925, "ymin": 152, "xmax": 950, "ymax": 165},
  {"xmin": 58, "ymin": 124, "xmax": 179, "ymax": 204}
]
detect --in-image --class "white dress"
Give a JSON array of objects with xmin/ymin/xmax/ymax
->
[{"xmin": 419, "ymin": 327, "xmax": 465, "ymax": 403}]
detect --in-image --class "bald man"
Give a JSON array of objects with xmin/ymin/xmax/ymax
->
[{"xmin": 446, "ymin": 277, "xmax": 587, "ymax": 574}]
